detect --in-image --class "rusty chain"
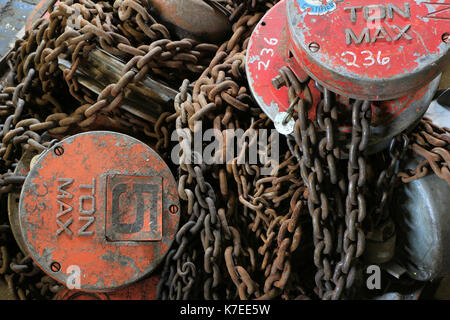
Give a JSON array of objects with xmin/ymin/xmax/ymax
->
[
  {"xmin": 0, "ymin": 0, "xmax": 220, "ymax": 299},
  {"xmin": 275, "ymin": 67, "xmax": 360, "ymax": 300},
  {"xmin": 398, "ymin": 117, "xmax": 450, "ymax": 185},
  {"xmin": 156, "ymin": 3, "xmax": 313, "ymax": 300},
  {"xmin": 273, "ymin": 65, "xmax": 449, "ymax": 299}
]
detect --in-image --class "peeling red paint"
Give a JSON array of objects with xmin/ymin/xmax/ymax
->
[{"xmin": 288, "ymin": 0, "xmax": 449, "ymax": 100}]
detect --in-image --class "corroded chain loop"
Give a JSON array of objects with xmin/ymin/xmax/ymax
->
[
  {"xmin": 371, "ymin": 134, "xmax": 409, "ymax": 228},
  {"xmin": 398, "ymin": 117, "xmax": 450, "ymax": 185},
  {"xmin": 157, "ymin": 3, "xmax": 311, "ymax": 300},
  {"xmin": 332, "ymin": 99, "xmax": 372, "ymax": 300}
]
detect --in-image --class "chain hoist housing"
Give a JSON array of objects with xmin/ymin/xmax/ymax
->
[
  {"xmin": 246, "ymin": 0, "xmax": 449, "ymax": 151},
  {"xmin": 17, "ymin": 131, "xmax": 179, "ymax": 291}
]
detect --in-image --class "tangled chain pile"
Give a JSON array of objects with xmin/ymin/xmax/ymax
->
[{"xmin": 0, "ymin": 0, "xmax": 448, "ymax": 300}]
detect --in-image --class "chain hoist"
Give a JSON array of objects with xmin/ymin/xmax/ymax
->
[{"xmin": 246, "ymin": 0, "xmax": 450, "ymax": 299}]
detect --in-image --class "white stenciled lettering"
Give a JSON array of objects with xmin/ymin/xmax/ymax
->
[
  {"xmin": 257, "ymin": 37, "xmax": 278, "ymax": 71},
  {"xmin": 341, "ymin": 51, "xmax": 360, "ymax": 68},
  {"xmin": 341, "ymin": 50, "xmax": 390, "ymax": 67}
]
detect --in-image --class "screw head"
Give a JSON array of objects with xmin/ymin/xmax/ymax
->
[
  {"xmin": 50, "ymin": 261, "xmax": 61, "ymax": 272},
  {"xmin": 443, "ymin": 33, "xmax": 450, "ymax": 44},
  {"xmin": 54, "ymin": 146, "xmax": 64, "ymax": 156},
  {"xmin": 169, "ymin": 205, "xmax": 179, "ymax": 214},
  {"xmin": 308, "ymin": 42, "xmax": 320, "ymax": 52}
]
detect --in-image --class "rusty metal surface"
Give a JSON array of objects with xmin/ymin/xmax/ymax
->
[
  {"xmin": 7, "ymin": 150, "xmax": 39, "ymax": 254},
  {"xmin": 286, "ymin": 0, "xmax": 450, "ymax": 101},
  {"xmin": 148, "ymin": 0, "xmax": 232, "ymax": 43},
  {"xmin": 55, "ymin": 275, "xmax": 159, "ymax": 300},
  {"xmin": 18, "ymin": 131, "xmax": 180, "ymax": 291}
]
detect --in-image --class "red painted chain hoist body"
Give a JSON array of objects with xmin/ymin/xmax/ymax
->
[{"xmin": 246, "ymin": 0, "xmax": 449, "ymax": 151}]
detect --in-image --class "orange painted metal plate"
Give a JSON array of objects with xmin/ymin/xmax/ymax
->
[
  {"xmin": 286, "ymin": 0, "xmax": 450, "ymax": 100},
  {"xmin": 55, "ymin": 276, "xmax": 159, "ymax": 300},
  {"xmin": 18, "ymin": 131, "xmax": 179, "ymax": 291}
]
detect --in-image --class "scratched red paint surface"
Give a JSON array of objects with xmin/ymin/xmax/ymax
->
[
  {"xmin": 56, "ymin": 275, "xmax": 159, "ymax": 300},
  {"xmin": 287, "ymin": 0, "xmax": 448, "ymax": 99},
  {"xmin": 246, "ymin": 0, "xmax": 436, "ymax": 125},
  {"xmin": 291, "ymin": 0, "xmax": 447, "ymax": 76},
  {"xmin": 19, "ymin": 131, "xmax": 179, "ymax": 291},
  {"xmin": 246, "ymin": 0, "xmax": 321, "ymax": 120}
]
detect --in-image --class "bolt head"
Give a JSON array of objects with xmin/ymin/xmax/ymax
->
[
  {"xmin": 169, "ymin": 205, "xmax": 179, "ymax": 214},
  {"xmin": 50, "ymin": 261, "xmax": 61, "ymax": 272},
  {"xmin": 308, "ymin": 42, "xmax": 320, "ymax": 52},
  {"xmin": 54, "ymin": 146, "xmax": 64, "ymax": 156}
]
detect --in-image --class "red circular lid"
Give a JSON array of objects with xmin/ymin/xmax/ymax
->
[
  {"xmin": 287, "ymin": 0, "xmax": 450, "ymax": 100},
  {"xmin": 245, "ymin": 0, "xmax": 440, "ymax": 151},
  {"xmin": 19, "ymin": 131, "xmax": 179, "ymax": 291}
]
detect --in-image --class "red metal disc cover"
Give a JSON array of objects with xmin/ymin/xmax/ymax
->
[
  {"xmin": 286, "ymin": 0, "xmax": 450, "ymax": 100},
  {"xmin": 19, "ymin": 131, "xmax": 179, "ymax": 291}
]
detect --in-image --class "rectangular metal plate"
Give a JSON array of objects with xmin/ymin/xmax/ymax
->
[{"xmin": 105, "ymin": 175, "xmax": 162, "ymax": 241}]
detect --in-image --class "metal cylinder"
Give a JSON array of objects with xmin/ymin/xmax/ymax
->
[{"xmin": 395, "ymin": 156, "xmax": 450, "ymax": 281}]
